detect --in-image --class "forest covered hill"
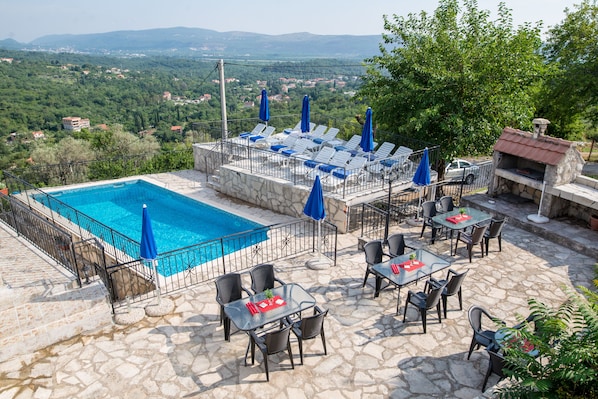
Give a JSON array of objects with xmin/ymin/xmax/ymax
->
[{"xmin": 0, "ymin": 27, "xmax": 381, "ymax": 60}]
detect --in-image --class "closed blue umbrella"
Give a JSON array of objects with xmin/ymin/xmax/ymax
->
[
  {"xmin": 259, "ymin": 89, "xmax": 270, "ymax": 125},
  {"xmin": 412, "ymin": 148, "xmax": 431, "ymax": 219},
  {"xmin": 301, "ymin": 95, "xmax": 310, "ymax": 133},
  {"xmin": 140, "ymin": 204, "xmax": 160, "ymax": 300},
  {"xmin": 359, "ymin": 107, "xmax": 375, "ymax": 153},
  {"xmin": 304, "ymin": 175, "xmax": 326, "ymax": 221},
  {"xmin": 304, "ymin": 176, "xmax": 326, "ymax": 256}
]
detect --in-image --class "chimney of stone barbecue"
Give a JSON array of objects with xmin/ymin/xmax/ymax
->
[{"xmin": 532, "ymin": 118, "xmax": 550, "ymax": 139}]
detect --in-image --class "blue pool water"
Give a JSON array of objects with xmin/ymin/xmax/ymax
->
[{"xmin": 34, "ymin": 180, "xmax": 267, "ymax": 276}]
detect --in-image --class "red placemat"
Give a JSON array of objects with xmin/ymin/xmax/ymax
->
[
  {"xmin": 446, "ymin": 214, "xmax": 472, "ymax": 224},
  {"xmin": 255, "ymin": 295, "xmax": 286, "ymax": 312},
  {"xmin": 398, "ymin": 260, "xmax": 425, "ymax": 271}
]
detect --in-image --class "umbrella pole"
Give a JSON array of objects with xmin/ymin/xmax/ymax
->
[
  {"xmin": 317, "ymin": 220, "xmax": 322, "ymax": 257},
  {"xmin": 152, "ymin": 260, "xmax": 161, "ymax": 304}
]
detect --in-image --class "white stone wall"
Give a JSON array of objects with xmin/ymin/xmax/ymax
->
[{"xmin": 218, "ymin": 164, "xmax": 350, "ymax": 233}]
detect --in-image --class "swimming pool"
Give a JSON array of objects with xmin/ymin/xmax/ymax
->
[{"xmin": 34, "ymin": 179, "xmax": 267, "ymax": 276}]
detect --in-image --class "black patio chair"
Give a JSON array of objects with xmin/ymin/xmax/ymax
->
[
  {"xmin": 215, "ymin": 273, "xmax": 252, "ymax": 341},
  {"xmin": 420, "ymin": 200, "xmax": 443, "ymax": 243},
  {"xmin": 287, "ymin": 306, "xmax": 328, "ymax": 364},
  {"xmin": 402, "ymin": 279, "xmax": 447, "ymax": 333},
  {"xmin": 438, "ymin": 195, "xmax": 455, "ymax": 213},
  {"xmin": 249, "ymin": 263, "xmax": 286, "ymax": 294},
  {"xmin": 467, "ymin": 305, "xmax": 504, "ymax": 359},
  {"xmin": 454, "ymin": 224, "xmax": 489, "ymax": 262},
  {"xmin": 385, "ymin": 233, "xmax": 416, "ymax": 258},
  {"xmin": 363, "ymin": 239, "xmax": 384, "ymax": 288},
  {"xmin": 482, "ymin": 349, "xmax": 507, "ymax": 391},
  {"xmin": 484, "ymin": 218, "xmax": 506, "ymax": 256},
  {"xmin": 429, "ymin": 268, "xmax": 469, "ymax": 318},
  {"xmin": 248, "ymin": 324, "xmax": 294, "ymax": 382}
]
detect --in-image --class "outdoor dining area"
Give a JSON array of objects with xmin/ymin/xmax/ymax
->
[{"xmin": 216, "ymin": 264, "xmax": 328, "ymax": 382}]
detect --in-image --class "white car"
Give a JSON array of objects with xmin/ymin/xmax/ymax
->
[{"xmin": 444, "ymin": 159, "xmax": 480, "ymax": 184}]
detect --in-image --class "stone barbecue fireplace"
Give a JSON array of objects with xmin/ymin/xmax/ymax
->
[{"xmin": 488, "ymin": 119, "xmax": 586, "ymax": 218}]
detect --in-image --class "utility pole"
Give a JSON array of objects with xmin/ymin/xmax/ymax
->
[{"xmin": 218, "ymin": 59, "xmax": 228, "ymax": 141}]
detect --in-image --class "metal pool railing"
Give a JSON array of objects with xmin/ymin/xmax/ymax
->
[
  {"xmin": 106, "ymin": 219, "xmax": 337, "ymax": 310},
  {"xmin": 1, "ymin": 172, "xmax": 338, "ymax": 311}
]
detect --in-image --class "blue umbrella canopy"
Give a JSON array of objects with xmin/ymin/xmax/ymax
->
[
  {"xmin": 140, "ymin": 204, "xmax": 158, "ymax": 260},
  {"xmin": 412, "ymin": 147, "xmax": 431, "ymax": 186},
  {"xmin": 259, "ymin": 89, "xmax": 270, "ymax": 123},
  {"xmin": 303, "ymin": 175, "xmax": 326, "ymax": 221},
  {"xmin": 359, "ymin": 107, "xmax": 375, "ymax": 153},
  {"xmin": 300, "ymin": 95, "xmax": 311, "ymax": 133}
]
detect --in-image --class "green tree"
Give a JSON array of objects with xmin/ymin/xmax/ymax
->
[
  {"xmin": 359, "ymin": 0, "xmax": 545, "ymax": 160},
  {"xmin": 542, "ymin": 0, "xmax": 598, "ymax": 140}
]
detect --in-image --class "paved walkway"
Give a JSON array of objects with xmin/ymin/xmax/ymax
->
[{"xmin": 0, "ymin": 172, "xmax": 596, "ymax": 398}]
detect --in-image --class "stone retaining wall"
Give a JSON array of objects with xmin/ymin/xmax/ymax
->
[{"xmin": 218, "ymin": 164, "xmax": 351, "ymax": 233}]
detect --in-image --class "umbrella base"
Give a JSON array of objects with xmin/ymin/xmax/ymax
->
[
  {"xmin": 145, "ymin": 297, "xmax": 174, "ymax": 317},
  {"xmin": 306, "ymin": 257, "xmax": 331, "ymax": 270},
  {"xmin": 527, "ymin": 214, "xmax": 549, "ymax": 224},
  {"xmin": 113, "ymin": 306, "xmax": 145, "ymax": 325}
]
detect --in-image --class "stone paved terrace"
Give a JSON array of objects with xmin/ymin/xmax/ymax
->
[{"xmin": 0, "ymin": 170, "xmax": 596, "ymax": 399}]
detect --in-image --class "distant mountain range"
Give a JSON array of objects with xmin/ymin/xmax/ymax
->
[{"xmin": 0, "ymin": 27, "xmax": 382, "ymax": 60}]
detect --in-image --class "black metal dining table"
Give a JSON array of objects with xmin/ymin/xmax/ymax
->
[
  {"xmin": 371, "ymin": 248, "xmax": 451, "ymax": 315},
  {"xmin": 223, "ymin": 283, "xmax": 317, "ymax": 363},
  {"xmin": 431, "ymin": 207, "xmax": 492, "ymax": 253}
]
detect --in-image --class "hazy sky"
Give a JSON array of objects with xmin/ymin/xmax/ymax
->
[{"xmin": 0, "ymin": 0, "xmax": 579, "ymax": 42}]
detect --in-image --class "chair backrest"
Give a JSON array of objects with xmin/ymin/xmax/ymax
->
[
  {"xmin": 364, "ymin": 240, "xmax": 384, "ymax": 266},
  {"xmin": 421, "ymin": 201, "xmax": 437, "ymax": 219},
  {"xmin": 486, "ymin": 218, "xmax": 506, "ymax": 239},
  {"xmin": 445, "ymin": 269, "xmax": 468, "ymax": 296},
  {"xmin": 250, "ymin": 263, "xmax": 276, "ymax": 293},
  {"xmin": 373, "ymin": 142, "xmax": 396, "ymax": 158},
  {"xmin": 341, "ymin": 135, "xmax": 361, "ymax": 150},
  {"xmin": 327, "ymin": 150, "xmax": 352, "ymax": 167},
  {"xmin": 425, "ymin": 281, "xmax": 446, "ymax": 309},
  {"xmin": 215, "ymin": 273, "xmax": 244, "ymax": 305},
  {"xmin": 299, "ymin": 308, "xmax": 328, "ymax": 339},
  {"xmin": 470, "ymin": 224, "xmax": 489, "ymax": 245},
  {"xmin": 311, "ymin": 147, "xmax": 336, "ymax": 164},
  {"xmin": 309, "ymin": 125, "xmax": 327, "ymax": 138},
  {"xmin": 249, "ymin": 123, "xmax": 266, "ymax": 135},
  {"xmin": 320, "ymin": 127, "xmax": 339, "ymax": 141},
  {"xmin": 438, "ymin": 196, "xmax": 455, "ymax": 213},
  {"xmin": 387, "ymin": 233, "xmax": 408, "ymax": 257},
  {"xmin": 265, "ymin": 325, "xmax": 292, "ymax": 355},
  {"xmin": 282, "ymin": 138, "xmax": 311, "ymax": 156},
  {"xmin": 468, "ymin": 305, "xmax": 492, "ymax": 333}
]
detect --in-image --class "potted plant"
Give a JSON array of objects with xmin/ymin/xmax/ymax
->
[
  {"xmin": 409, "ymin": 253, "xmax": 416, "ymax": 264},
  {"xmin": 459, "ymin": 207, "xmax": 466, "ymax": 215},
  {"xmin": 0, "ymin": 182, "xmax": 7, "ymax": 196},
  {"xmin": 264, "ymin": 288, "xmax": 274, "ymax": 304}
]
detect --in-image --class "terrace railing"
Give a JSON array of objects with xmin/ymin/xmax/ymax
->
[
  {"xmin": 104, "ymin": 219, "xmax": 336, "ymax": 311},
  {"xmin": 217, "ymin": 140, "xmax": 439, "ymax": 199},
  {"xmin": 0, "ymin": 172, "xmax": 337, "ymax": 312}
]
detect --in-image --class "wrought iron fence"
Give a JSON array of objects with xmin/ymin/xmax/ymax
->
[
  {"xmin": 104, "ymin": 218, "xmax": 336, "ymax": 310},
  {"xmin": 350, "ymin": 161, "xmax": 493, "ymax": 242},
  {"xmin": 0, "ymin": 193, "xmax": 80, "ymax": 283},
  {"xmin": 217, "ymin": 140, "xmax": 439, "ymax": 199},
  {"xmin": 0, "ymin": 174, "xmax": 337, "ymax": 311}
]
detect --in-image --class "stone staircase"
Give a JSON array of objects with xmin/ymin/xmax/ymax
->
[{"xmin": 0, "ymin": 225, "xmax": 113, "ymax": 362}]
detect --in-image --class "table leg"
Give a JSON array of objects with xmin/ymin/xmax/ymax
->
[
  {"xmin": 243, "ymin": 334, "xmax": 252, "ymax": 366},
  {"xmin": 395, "ymin": 287, "xmax": 402, "ymax": 315},
  {"xmin": 374, "ymin": 276, "xmax": 382, "ymax": 298}
]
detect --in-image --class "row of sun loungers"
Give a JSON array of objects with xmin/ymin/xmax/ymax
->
[{"xmin": 232, "ymin": 122, "xmax": 415, "ymax": 190}]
